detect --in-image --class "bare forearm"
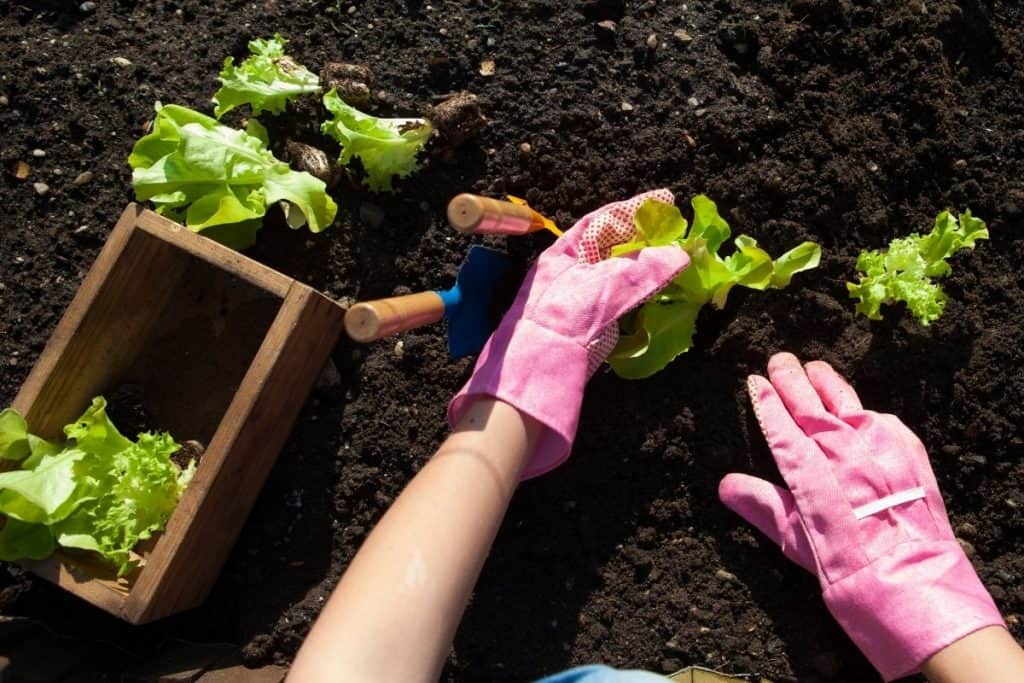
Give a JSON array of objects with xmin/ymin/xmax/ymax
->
[
  {"xmin": 288, "ymin": 399, "xmax": 540, "ymax": 683},
  {"xmin": 922, "ymin": 626, "xmax": 1024, "ymax": 683}
]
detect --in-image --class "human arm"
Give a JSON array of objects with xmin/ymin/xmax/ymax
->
[
  {"xmin": 290, "ymin": 190, "xmax": 690, "ymax": 682},
  {"xmin": 718, "ymin": 352, "xmax": 1013, "ymax": 681},
  {"xmin": 288, "ymin": 398, "xmax": 541, "ymax": 683},
  {"xmin": 921, "ymin": 626, "xmax": 1024, "ymax": 683}
]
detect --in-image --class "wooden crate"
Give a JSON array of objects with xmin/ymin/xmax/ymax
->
[{"xmin": 6, "ymin": 204, "xmax": 346, "ymax": 624}]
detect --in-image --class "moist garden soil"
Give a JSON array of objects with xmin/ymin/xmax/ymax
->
[{"xmin": 1, "ymin": 1, "xmax": 1022, "ymax": 681}]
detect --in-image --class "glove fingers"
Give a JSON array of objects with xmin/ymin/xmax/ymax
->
[
  {"xmin": 719, "ymin": 473, "xmax": 816, "ymax": 573},
  {"xmin": 578, "ymin": 244, "xmax": 690, "ymax": 330},
  {"xmin": 804, "ymin": 360, "xmax": 864, "ymax": 419}
]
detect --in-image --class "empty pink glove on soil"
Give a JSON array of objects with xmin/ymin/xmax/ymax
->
[
  {"xmin": 719, "ymin": 352, "xmax": 1004, "ymax": 681},
  {"xmin": 448, "ymin": 189, "xmax": 689, "ymax": 479}
]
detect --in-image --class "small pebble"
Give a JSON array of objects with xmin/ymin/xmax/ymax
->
[
  {"xmin": 486, "ymin": 37, "xmax": 496, "ymax": 47},
  {"xmin": 519, "ymin": 142, "xmax": 532, "ymax": 156},
  {"xmin": 646, "ymin": 33, "xmax": 658, "ymax": 49},
  {"xmin": 867, "ymin": 161, "xmax": 880, "ymax": 172},
  {"xmin": 479, "ymin": 59, "xmax": 495, "ymax": 76},
  {"xmin": 596, "ymin": 20, "xmax": 617, "ymax": 34},
  {"xmin": 0, "ymin": 95, "xmax": 7, "ymax": 106},
  {"xmin": 110, "ymin": 56, "xmax": 133, "ymax": 67},
  {"xmin": 714, "ymin": 568, "xmax": 738, "ymax": 583},
  {"xmin": 956, "ymin": 537, "xmax": 976, "ymax": 559},
  {"xmin": 14, "ymin": 161, "xmax": 30, "ymax": 180},
  {"xmin": 74, "ymin": 224, "xmax": 89, "ymax": 234},
  {"xmin": 79, "ymin": 1, "xmax": 96, "ymax": 13},
  {"xmin": 686, "ymin": 96, "xmax": 699, "ymax": 107},
  {"xmin": 620, "ymin": 101, "xmax": 634, "ymax": 112},
  {"xmin": 466, "ymin": 38, "xmax": 479, "ymax": 49},
  {"xmin": 31, "ymin": 148, "xmax": 45, "ymax": 158},
  {"xmin": 348, "ymin": 5, "xmax": 356, "ymax": 13},
  {"xmin": 33, "ymin": 182, "xmax": 50, "ymax": 196},
  {"xmin": 439, "ymin": 27, "xmax": 448, "ymax": 36},
  {"xmin": 72, "ymin": 171, "xmax": 94, "ymax": 186},
  {"xmin": 673, "ymin": 29, "xmax": 693, "ymax": 45},
  {"xmin": 953, "ymin": 158, "xmax": 967, "ymax": 170},
  {"xmin": 955, "ymin": 521, "xmax": 977, "ymax": 539},
  {"xmin": 394, "ymin": 340, "xmax": 405, "ymax": 358},
  {"xmin": 359, "ymin": 202, "xmax": 385, "ymax": 229},
  {"xmin": 694, "ymin": 108, "xmax": 707, "ymax": 117}
]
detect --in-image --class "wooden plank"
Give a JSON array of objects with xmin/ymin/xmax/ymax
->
[
  {"xmin": 20, "ymin": 554, "xmax": 129, "ymax": 617},
  {"xmin": 135, "ymin": 210, "xmax": 292, "ymax": 299},
  {"xmin": 123, "ymin": 283, "xmax": 346, "ymax": 623}
]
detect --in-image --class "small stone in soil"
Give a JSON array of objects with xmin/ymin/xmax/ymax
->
[
  {"xmin": 33, "ymin": 182, "xmax": 50, "ymax": 196},
  {"xmin": 647, "ymin": 33, "xmax": 658, "ymax": 49},
  {"xmin": 687, "ymin": 96, "xmax": 699, "ymax": 107},
  {"xmin": 596, "ymin": 20, "xmax": 617, "ymax": 34},
  {"xmin": 674, "ymin": 29, "xmax": 693, "ymax": 45},
  {"xmin": 714, "ymin": 568, "xmax": 738, "ymax": 583},
  {"xmin": 14, "ymin": 161, "xmax": 29, "ymax": 179},
  {"xmin": 79, "ymin": 1, "xmax": 96, "ymax": 13},
  {"xmin": 359, "ymin": 202, "xmax": 386, "ymax": 229},
  {"xmin": 479, "ymin": 59, "xmax": 495, "ymax": 76},
  {"xmin": 72, "ymin": 171, "xmax": 94, "ymax": 186},
  {"xmin": 110, "ymin": 56, "xmax": 133, "ymax": 68},
  {"xmin": 394, "ymin": 340, "xmax": 405, "ymax": 358},
  {"xmin": 621, "ymin": 101, "xmax": 634, "ymax": 112},
  {"xmin": 519, "ymin": 142, "xmax": 532, "ymax": 156},
  {"xmin": 31, "ymin": 148, "xmax": 45, "ymax": 158},
  {"xmin": 74, "ymin": 224, "xmax": 89, "ymax": 234}
]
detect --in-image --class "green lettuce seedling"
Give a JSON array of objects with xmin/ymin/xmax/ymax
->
[
  {"xmin": 847, "ymin": 209, "xmax": 988, "ymax": 325},
  {"xmin": 609, "ymin": 196, "xmax": 821, "ymax": 379},
  {"xmin": 213, "ymin": 34, "xmax": 321, "ymax": 119},
  {"xmin": 129, "ymin": 103, "xmax": 337, "ymax": 249},
  {"xmin": 321, "ymin": 89, "xmax": 435, "ymax": 192},
  {"xmin": 0, "ymin": 398, "xmax": 195, "ymax": 576}
]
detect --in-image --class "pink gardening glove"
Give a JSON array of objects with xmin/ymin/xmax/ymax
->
[
  {"xmin": 720, "ymin": 352, "xmax": 1005, "ymax": 681},
  {"xmin": 448, "ymin": 189, "xmax": 688, "ymax": 479}
]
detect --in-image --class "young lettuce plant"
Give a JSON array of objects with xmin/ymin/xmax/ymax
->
[
  {"xmin": 609, "ymin": 197, "xmax": 822, "ymax": 379},
  {"xmin": 0, "ymin": 398, "xmax": 195, "ymax": 576},
  {"xmin": 212, "ymin": 34, "xmax": 321, "ymax": 119},
  {"xmin": 129, "ymin": 103, "xmax": 337, "ymax": 249},
  {"xmin": 321, "ymin": 89, "xmax": 435, "ymax": 192},
  {"xmin": 847, "ymin": 209, "xmax": 988, "ymax": 325}
]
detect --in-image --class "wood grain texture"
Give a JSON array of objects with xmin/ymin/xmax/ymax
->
[
  {"xmin": 135, "ymin": 210, "xmax": 292, "ymax": 298},
  {"xmin": 124, "ymin": 282, "xmax": 345, "ymax": 623}
]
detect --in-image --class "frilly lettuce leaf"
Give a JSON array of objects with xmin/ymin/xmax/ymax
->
[
  {"xmin": 213, "ymin": 34, "xmax": 321, "ymax": 119},
  {"xmin": 129, "ymin": 103, "xmax": 337, "ymax": 249},
  {"xmin": 0, "ymin": 397, "xmax": 195, "ymax": 576},
  {"xmin": 609, "ymin": 196, "xmax": 822, "ymax": 379},
  {"xmin": 847, "ymin": 209, "xmax": 988, "ymax": 325},
  {"xmin": 321, "ymin": 89, "xmax": 435, "ymax": 192}
]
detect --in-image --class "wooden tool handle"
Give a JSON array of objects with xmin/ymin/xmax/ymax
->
[
  {"xmin": 447, "ymin": 193, "xmax": 539, "ymax": 235},
  {"xmin": 344, "ymin": 292, "xmax": 445, "ymax": 342}
]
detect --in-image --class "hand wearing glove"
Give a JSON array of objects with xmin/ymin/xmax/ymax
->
[
  {"xmin": 719, "ymin": 352, "xmax": 1005, "ymax": 681},
  {"xmin": 448, "ymin": 189, "xmax": 689, "ymax": 480}
]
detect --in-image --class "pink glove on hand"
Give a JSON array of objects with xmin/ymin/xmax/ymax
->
[
  {"xmin": 448, "ymin": 189, "xmax": 689, "ymax": 479},
  {"xmin": 720, "ymin": 352, "xmax": 1004, "ymax": 681}
]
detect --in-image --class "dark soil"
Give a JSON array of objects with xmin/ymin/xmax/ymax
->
[{"xmin": 1, "ymin": 1, "xmax": 1023, "ymax": 682}]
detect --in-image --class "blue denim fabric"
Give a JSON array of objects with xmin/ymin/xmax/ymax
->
[{"xmin": 534, "ymin": 664, "xmax": 669, "ymax": 683}]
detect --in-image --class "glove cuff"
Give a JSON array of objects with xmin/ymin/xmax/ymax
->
[
  {"xmin": 824, "ymin": 540, "xmax": 1005, "ymax": 681},
  {"xmin": 448, "ymin": 319, "xmax": 589, "ymax": 480}
]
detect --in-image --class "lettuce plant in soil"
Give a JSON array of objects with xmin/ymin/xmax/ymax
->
[
  {"xmin": 321, "ymin": 89, "xmax": 436, "ymax": 192},
  {"xmin": 129, "ymin": 103, "xmax": 337, "ymax": 249},
  {"xmin": 610, "ymin": 196, "xmax": 822, "ymax": 379},
  {"xmin": 0, "ymin": 398, "xmax": 195, "ymax": 576},
  {"xmin": 212, "ymin": 34, "xmax": 321, "ymax": 119},
  {"xmin": 847, "ymin": 209, "xmax": 988, "ymax": 325}
]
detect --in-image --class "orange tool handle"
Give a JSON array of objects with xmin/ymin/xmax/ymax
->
[
  {"xmin": 344, "ymin": 292, "xmax": 445, "ymax": 343},
  {"xmin": 447, "ymin": 194, "xmax": 547, "ymax": 235}
]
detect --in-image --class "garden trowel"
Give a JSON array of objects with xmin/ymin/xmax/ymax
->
[
  {"xmin": 447, "ymin": 193, "xmax": 561, "ymax": 236},
  {"xmin": 344, "ymin": 245, "xmax": 511, "ymax": 358}
]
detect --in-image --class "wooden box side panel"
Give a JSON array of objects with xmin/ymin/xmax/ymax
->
[
  {"xmin": 12, "ymin": 206, "xmax": 190, "ymax": 438},
  {"xmin": 135, "ymin": 211, "xmax": 292, "ymax": 299},
  {"xmin": 124, "ymin": 284, "xmax": 345, "ymax": 623}
]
